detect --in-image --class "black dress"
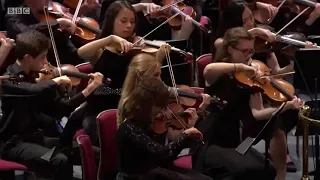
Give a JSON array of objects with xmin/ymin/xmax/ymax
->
[
  {"xmin": 116, "ymin": 119, "xmax": 212, "ymax": 180},
  {"xmin": 83, "ymin": 49, "xmax": 133, "ymax": 145},
  {"xmin": 192, "ymin": 74, "xmax": 276, "ymax": 180}
]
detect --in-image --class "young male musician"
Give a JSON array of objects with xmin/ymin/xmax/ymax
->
[
  {"xmin": 0, "ymin": 30, "xmax": 103, "ymax": 180},
  {"xmin": 5, "ymin": 0, "xmax": 84, "ymax": 66}
]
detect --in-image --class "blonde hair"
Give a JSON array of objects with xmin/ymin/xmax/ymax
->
[
  {"xmin": 214, "ymin": 27, "xmax": 255, "ymax": 62},
  {"xmin": 117, "ymin": 53, "xmax": 162, "ymax": 126}
]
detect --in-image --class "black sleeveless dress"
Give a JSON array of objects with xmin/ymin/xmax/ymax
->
[{"xmin": 192, "ymin": 74, "xmax": 276, "ymax": 180}]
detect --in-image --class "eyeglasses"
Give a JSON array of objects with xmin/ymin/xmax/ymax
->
[{"xmin": 232, "ymin": 46, "xmax": 255, "ymax": 57}]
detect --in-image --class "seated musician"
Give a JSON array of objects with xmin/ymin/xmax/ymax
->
[
  {"xmin": 78, "ymin": 1, "xmax": 173, "ymax": 140},
  {"xmin": 214, "ymin": 0, "xmax": 315, "ymax": 76},
  {"xmin": 99, "ymin": 0, "xmax": 196, "ymax": 40},
  {"xmin": 0, "ymin": 37, "xmax": 15, "ymax": 67},
  {"xmin": 245, "ymin": 0, "xmax": 320, "ymax": 36},
  {"xmin": 116, "ymin": 76, "xmax": 212, "ymax": 180},
  {"xmin": 5, "ymin": 0, "xmax": 85, "ymax": 65},
  {"xmin": 0, "ymin": 30, "xmax": 103, "ymax": 180},
  {"xmin": 201, "ymin": 27, "xmax": 304, "ymax": 180},
  {"xmin": 117, "ymin": 52, "xmax": 211, "ymax": 142}
]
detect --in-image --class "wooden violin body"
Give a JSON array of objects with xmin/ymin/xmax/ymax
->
[
  {"xmin": 235, "ymin": 60, "xmax": 295, "ymax": 102},
  {"xmin": 39, "ymin": 1, "xmax": 100, "ymax": 44}
]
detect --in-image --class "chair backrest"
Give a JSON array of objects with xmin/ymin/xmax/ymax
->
[
  {"xmin": 75, "ymin": 62, "xmax": 93, "ymax": 92},
  {"xmin": 77, "ymin": 135, "xmax": 97, "ymax": 180},
  {"xmin": 96, "ymin": 109, "xmax": 118, "ymax": 179},
  {"xmin": 196, "ymin": 54, "xmax": 212, "ymax": 87}
]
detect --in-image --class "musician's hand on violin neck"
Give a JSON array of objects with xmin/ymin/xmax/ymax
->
[
  {"xmin": 87, "ymin": 72, "xmax": 103, "ymax": 88},
  {"xmin": 305, "ymin": 41, "xmax": 316, "ymax": 48},
  {"xmin": 110, "ymin": 35, "xmax": 133, "ymax": 53},
  {"xmin": 184, "ymin": 108, "xmax": 198, "ymax": 128},
  {"xmin": 183, "ymin": 127, "xmax": 203, "ymax": 141},
  {"xmin": 287, "ymin": 96, "xmax": 304, "ymax": 110},
  {"xmin": 198, "ymin": 94, "xmax": 211, "ymax": 111},
  {"xmin": 57, "ymin": 18, "xmax": 77, "ymax": 35}
]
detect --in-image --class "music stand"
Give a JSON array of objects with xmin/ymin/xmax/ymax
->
[{"xmin": 294, "ymin": 48, "xmax": 320, "ymax": 178}]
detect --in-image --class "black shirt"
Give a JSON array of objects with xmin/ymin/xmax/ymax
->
[
  {"xmin": 204, "ymin": 74, "xmax": 254, "ymax": 148},
  {"xmin": 5, "ymin": 3, "xmax": 85, "ymax": 66},
  {"xmin": 116, "ymin": 119, "xmax": 192, "ymax": 175},
  {"xmin": 85, "ymin": 49, "xmax": 133, "ymax": 115},
  {"xmin": 0, "ymin": 63, "xmax": 86, "ymax": 141}
]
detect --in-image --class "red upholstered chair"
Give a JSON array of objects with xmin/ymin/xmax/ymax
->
[
  {"xmin": 77, "ymin": 135, "xmax": 97, "ymax": 180},
  {"xmin": 73, "ymin": 129, "xmax": 85, "ymax": 140},
  {"xmin": 0, "ymin": 159, "xmax": 35, "ymax": 179},
  {"xmin": 173, "ymin": 155, "xmax": 192, "ymax": 169},
  {"xmin": 196, "ymin": 54, "xmax": 212, "ymax": 87},
  {"xmin": 75, "ymin": 62, "xmax": 93, "ymax": 92},
  {"xmin": 96, "ymin": 109, "xmax": 118, "ymax": 179}
]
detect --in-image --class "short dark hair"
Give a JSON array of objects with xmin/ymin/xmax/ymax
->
[{"xmin": 15, "ymin": 30, "xmax": 51, "ymax": 60}]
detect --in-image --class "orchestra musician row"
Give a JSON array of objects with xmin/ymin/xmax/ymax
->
[{"xmin": 1, "ymin": 0, "xmax": 320, "ymax": 180}]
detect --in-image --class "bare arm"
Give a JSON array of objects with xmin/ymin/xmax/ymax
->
[
  {"xmin": 77, "ymin": 35, "xmax": 115, "ymax": 63},
  {"xmin": 249, "ymin": 93, "xmax": 291, "ymax": 120},
  {"xmin": 266, "ymin": 52, "xmax": 293, "ymax": 75},
  {"xmin": 204, "ymin": 62, "xmax": 242, "ymax": 85}
]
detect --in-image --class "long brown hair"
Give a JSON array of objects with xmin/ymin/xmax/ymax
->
[
  {"xmin": 119, "ymin": 77, "xmax": 170, "ymax": 127},
  {"xmin": 99, "ymin": 1, "xmax": 137, "ymax": 40},
  {"xmin": 117, "ymin": 53, "xmax": 163, "ymax": 126},
  {"xmin": 214, "ymin": 27, "xmax": 255, "ymax": 62}
]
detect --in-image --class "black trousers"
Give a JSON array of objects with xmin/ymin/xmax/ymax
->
[
  {"xmin": 1, "ymin": 136, "xmax": 73, "ymax": 180},
  {"xmin": 203, "ymin": 145, "xmax": 276, "ymax": 180}
]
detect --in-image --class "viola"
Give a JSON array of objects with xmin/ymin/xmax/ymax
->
[
  {"xmin": 235, "ymin": 60, "xmax": 295, "ymax": 103},
  {"xmin": 39, "ymin": 1, "xmax": 101, "ymax": 44},
  {"xmin": 146, "ymin": 0, "xmax": 209, "ymax": 33},
  {"xmin": 37, "ymin": 63, "xmax": 111, "ymax": 86}
]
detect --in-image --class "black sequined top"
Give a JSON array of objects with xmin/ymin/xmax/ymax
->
[{"xmin": 116, "ymin": 119, "xmax": 192, "ymax": 174}]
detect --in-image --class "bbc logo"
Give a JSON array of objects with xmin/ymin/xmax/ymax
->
[{"xmin": 7, "ymin": 7, "xmax": 30, "ymax": 15}]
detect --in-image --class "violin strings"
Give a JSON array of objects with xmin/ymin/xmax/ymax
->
[
  {"xmin": 159, "ymin": 0, "xmax": 184, "ymax": 12},
  {"xmin": 132, "ymin": 12, "xmax": 180, "ymax": 46},
  {"xmin": 43, "ymin": 6, "xmax": 62, "ymax": 77},
  {"xmin": 165, "ymin": 48, "xmax": 179, "ymax": 104},
  {"xmin": 275, "ymin": 7, "xmax": 309, "ymax": 35},
  {"xmin": 165, "ymin": 106, "xmax": 187, "ymax": 129}
]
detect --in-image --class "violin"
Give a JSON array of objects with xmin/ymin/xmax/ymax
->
[
  {"xmin": 37, "ymin": 63, "xmax": 111, "ymax": 86},
  {"xmin": 146, "ymin": 0, "xmax": 209, "ymax": 33},
  {"xmin": 235, "ymin": 60, "xmax": 295, "ymax": 103},
  {"xmin": 128, "ymin": 40, "xmax": 187, "ymax": 55},
  {"xmin": 254, "ymin": 24, "xmax": 319, "ymax": 57},
  {"xmin": 39, "ymin": 1, "xmax": 101, "ymax": 44}
]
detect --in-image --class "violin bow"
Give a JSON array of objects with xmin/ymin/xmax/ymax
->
[
  {"xmin": 274, "ymin": 0, "xmax": 317, "ymax": 35},
  {"xmin": 69, "ymin": 0, "xmax": 84, "ymax": 38},
  {"xmin": 267, "ymin": 0, "xmax": 288, "ymax": 23},
  {"xmin": 43, "ymin": 6, "xmax": 63, "ymax": 76}
]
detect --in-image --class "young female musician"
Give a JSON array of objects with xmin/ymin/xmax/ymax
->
[
  {"xmin": 117, "ymin": 53, "xmax": 211, "ymax": 145},
  {"xmin": 201, "ymin": 27, "xmax": 303, "ymax": 180},
  {"xmin": 214, "ymin": 0, "xmax": 295, "ymax": 75},
  {"xmin": 116, "ymin": 76, "xmax": 212, "ymax": 180},
  {"xmin": 78, "ymin": 1, "xmax": 170, "ymax": 113}
]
